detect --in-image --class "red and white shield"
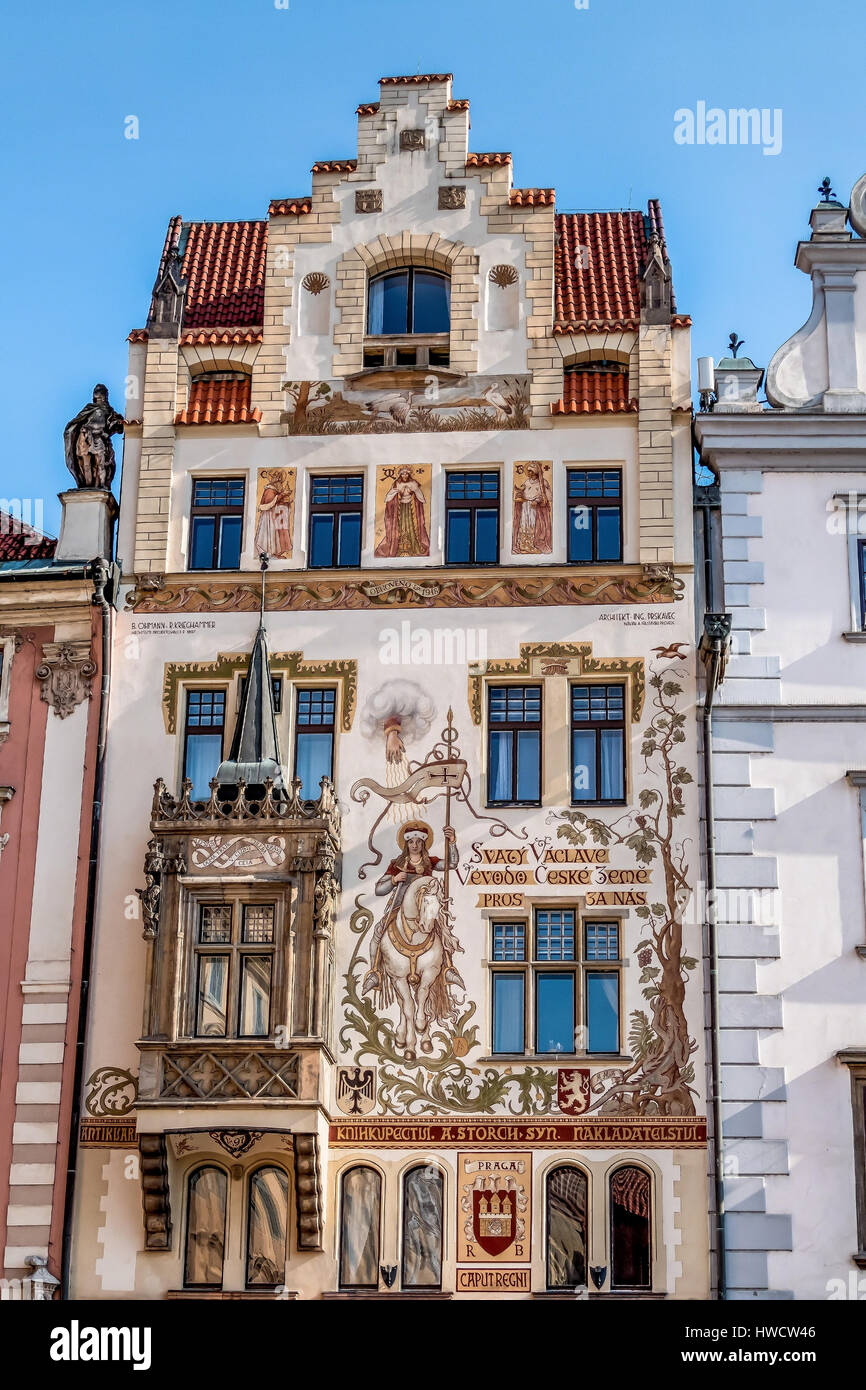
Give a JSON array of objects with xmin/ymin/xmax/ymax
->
[
  {"xmin": 472, "ymin": 1186, "xmax": 516, "ymax": 1257},
  {"xmin": 557, "ymin": 1067, "xmax": 591, "ymax": 1116}
]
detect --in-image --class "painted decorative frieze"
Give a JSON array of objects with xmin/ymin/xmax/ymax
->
[{"xmin": 281, "ymin": 375, "xmax": 529, "ymax": 434}]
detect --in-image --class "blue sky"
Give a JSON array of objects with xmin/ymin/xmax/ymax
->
[{"xmin": 2, "ymin": 0, "xmax": 864, "ymax": 534}]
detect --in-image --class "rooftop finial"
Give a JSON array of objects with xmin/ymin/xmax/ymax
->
[
  {"xmin": 728, "ymin": 333, "xmax": 745, "ymax": 359},
  {"xmin": 818, "ymin": 177, "xmax": 835, "ymax": 203}
]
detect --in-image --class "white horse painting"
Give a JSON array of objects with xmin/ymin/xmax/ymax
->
[{"xmin": 374, "ymin": 875, "xmax": 463, "ymax": 1060}]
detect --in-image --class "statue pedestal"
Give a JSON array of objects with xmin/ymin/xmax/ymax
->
[{"xmin": 55, "ymin": 488, "xmax": 118, "ymax": 564}]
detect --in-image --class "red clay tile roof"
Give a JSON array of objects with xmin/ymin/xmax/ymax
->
[
  {"xmin": 380, "ymin": 74, "xmax": 452, "ymax": 85},
  {"xmin": 552, "ymin": 371, "xmax": 637, "ymax": 416},
  {"xmin": 179, "ymin": 221, "xmax": 268, "ymax": 329},
  {"xmin": 0, "ymin": 511, "xmax": 57, "ymax": 560},
  {"xmin": 554, "ymin": 201, "xmax": 677, "ymax": 331},
  {"xmin": 128, "ymin": 328, "xmax": 148, "ymax": 343},
  {"xmin": 448, "ymin": 99, "xmax": 469, "ymax": 111},
  {"xmin": 175, "ymin": 377, "xmax": 261, "ymax": 426},
  {"xmin": 180, "ymin": 328, "xmax": 263, "ymax": 346},
  {"xmin": 269, "ymin": 197, "xmax": 312, "ymax": 217},
  {"xmin": 311, "ymin": 159, "xmax": 357, "ymax": 174},
  {"xmin": 510, "ymin": 188, "xmax": 555, "ymax": 206},
  {"xmin": 466, "ymin": 151, "xmax": 511, "ymax": 166},
  {"xmin": 149, "ymin": 194, "xmax": 681, "ymax": 339},
  {"xmin": 356, "ymin": 102, "xmax": 380, "ymax": 116}
]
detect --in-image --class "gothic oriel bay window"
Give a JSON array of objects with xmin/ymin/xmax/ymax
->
[
  {"xmin": 339, "ymin": 1166, "xmax": 381, "ymax": 1289},
  {"xmin": 193, "ymin": 899, "xmax": 278, "ymax": 1039},
  {"xmin": 546, "ymin": 1166, "xmax": 589, "ymax": 1290},
  {"xmin": 610, "ymin": 1166, "xmax": 651, "ymax": 1290},
  {"xmin": 401, "ymin": 1166, "xmax": 444, "ymax": 1290}
]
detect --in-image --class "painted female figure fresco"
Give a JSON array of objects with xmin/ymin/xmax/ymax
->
[
  {"xmin": 374, "ymin": 466, "xmax": 431, "ymax": 558},
  {"xmin": 512, "ymin": 461, "xmax": 552, "ymax": 554}
]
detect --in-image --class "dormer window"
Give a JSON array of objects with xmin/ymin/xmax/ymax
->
[{"xmin": 364, "ymin": 268, "xmax": 450, "ymax": 369}]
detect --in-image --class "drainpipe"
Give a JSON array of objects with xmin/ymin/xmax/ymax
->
[
  {"xmin": 699, "ymin": 610, "xmax": 732, "ymax": 1299},
  {"xmin": 60, "ymin": 556, "xmax": 117, "ymax": 1299}
]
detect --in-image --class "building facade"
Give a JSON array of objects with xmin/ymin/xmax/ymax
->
[
  {"xmin": 0, "ymin": 479, "xmax": 116, "ymax": 1298},
  {"xmin": 695, "ymin": 173, "xmax": 866, "ymax": 1298},
  {"xmin": 69, "ymin": 72, "xmax": 707, "ymax": 1299}
]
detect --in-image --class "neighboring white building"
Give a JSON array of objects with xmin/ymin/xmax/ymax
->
[{"xmin": 696, "ymin": 173, "xmax": 866, "ymax": 1299}]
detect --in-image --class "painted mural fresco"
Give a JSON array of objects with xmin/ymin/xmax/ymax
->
[
  {"xmin": 282, "ymin": 375, "xmax": 530, "ymax": 433},
  {"xmin": 254, "ymin": 467, "xmax": 296, "ymax": 559},
  {"xmin": 340, "ymin": 654, "xmax": 698, "ymax": 1119},
  {"xmin": 374, "ymin": 464, "xmax": 432, "ymax": 558},
  {"xmin": 512, "ymin": 461, "xmax": 553, "ymax": 555}
]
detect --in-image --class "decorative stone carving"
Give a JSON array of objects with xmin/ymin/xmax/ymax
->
[
  {"xmin": 489, "ymin": 263, "xmax": 518, "ymax": 287},
  {"xmin": 640, "ymin": 233, "xmax": 673, "ymax": 324},
  {"xmin": 35, "ymin": 640, "xmax": 97, "ymax": 719},
  {"xmin": 189, "ymin": 834, "xmax": 287, "ymax": 870},
  {"xmin": 139, "ymin": 1134, "xmax": 172, "ymax": 1251},
  {"xmin": 209, "ymin": 1130, "xmax": 263, "ymax": 1156},
  {"xmin": 438, "ymin": 185, "xmax": 466, "ymax": 210},
  {"xmin": 355, "ymin": 188, "xmax": 383, "ymax": 214},
  {"xmin": 63, "ymin": 385, "xmax": 124, "ymax": 490},
  {"xmin": 294, "ymin": 1134, "xmax": 324, "ymax": 1250},
  {"xmin": 400, "ymin": 128, "xmax": 425, "ymax": 151},
  {"xmin": 301, "ymin": 272, "xmax": 330, "ymax": 295},
  {"xmin": 158, "ymin": 1048, "xmax": 300, "ymax": 1101},
  {"xmin": 136, "ymin": 838, "xmax": 185, "ymax": 940},
  {"xmin": 85, "ymin": 1066, "xmax": 138, "ymax": 1117},
  {"xmin": 147, "ymin": 244, "xmax": 187, "ymax": 338},
  {"xmin": 314, "ymin": 840, "xmax": 338, "ymax": 939}
]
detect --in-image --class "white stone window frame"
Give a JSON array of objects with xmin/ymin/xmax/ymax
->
[
  {"xmin": 834, "ymin": 492, "xmax": 866, "ymax": 639},
  {"xmin": 0, "ymin": 634, "xmax": 15, "ymax": 744}
]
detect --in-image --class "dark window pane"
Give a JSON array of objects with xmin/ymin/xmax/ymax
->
[
  {"xmin": 492, "ymin": 922, "xmax": 525, "ymax": 962},
  {"xmin": 568, "ymin": 506, "xmax": 592, "ymax": 563},
  {"xmin": 297, "ymin": 688, "xmax": 336, "ymax": 726},
  {"xmin": 488, "ymin": 730, "xmax": 513, "ymax": 803},
  {"xmin": 295, "ymin": 731, "xmax": 333, "ymax": 799},
  {"xmin": 600, "ymin": 729, "xmax": 625, "ymax": 800},
  {"xmin": 585, "ymin": 921, "xmax": 619, "ymax": 961},
  {"xmin": 368, "ymin": 271, "xmax": 409, "ymax": 335},
  {"xmin": 239, "ymin": 956, "xmax": 272, "ymax": 1037},
  {"xmin": 492, "ymin": 973, "xmax": 524, "ymax": 1053},
  {"xmin": 185, "ymin": 1167, "xmax": 226, "ymax": 1287},
  {"xmin": 196, "ymin": 956, "xmax": 229, "ymax": 1037},
  {"xmin": 200, "ymin": 905, "xmax": 232, "ymax": 943},
  {"xmin": 185, "ymin": 733, "xmax": 223, "ymax": 799},
  {"xmin": 190, "ymin": 516, "xmax": 215, "ymax": 569},
  {"xmin": 218, "ymin": 515, "xmax": 242, "ymax": 569},
  {"xmin": 402, "ymin": 1167, "xmax": 443, "ymax": 1288},
  {"xmin": 340, "ymin": 1167, "xmax": 381, "ymax": 1288},
  {"xmin": 587, "ymin": 971, "xmax": 619, "ymax": 1052},
  {"xmin": 515, "ymin": 729, "xmax": 540, "ymax": 801},
  {"xmin": 572, "ymin": 730, "xmax": 597, "ymax": 801},
  {"xmin": 547, "ymin": 1167, "xmax": 588, "ymax": 1289},
  {"xmin": 246, "ymin": 1167, "xmax": 288, "ymax": 1288},
  {"xmin": 310, "ymin": 513, "xmax": 335, "ymax": 567},
  {"xmin": 474, "ymin": 509, "xmax": 499, "ymax": 563},
  {"xmin": 536, "ymin": 973, "xmax": 574, "ymax": 1053},
  {"xmin": 337, "ymin": 510, "xmax": 362, "ymax": 566},
  {"xmin": 536, "ymin": 910, "xmax": 575, "ymax": 961},
  {"xmin": 611, "ymin": 1167, "xmax": 651, "ymax": 1289},
  {"xmin": 411, "ymin": 271, "xmax": 450, "ymax": 333},
  {"xmin": 446, "ymin": 509, "xmax": 470, "ymax": 564},
  {"xmin": 597, "ymin": 507, "xmax": 622, "ymax": 562}
]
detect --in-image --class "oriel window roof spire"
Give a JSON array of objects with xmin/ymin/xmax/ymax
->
[{"xmin": 215, "ymin": 553, "xmax": 286, "ymax": 797}]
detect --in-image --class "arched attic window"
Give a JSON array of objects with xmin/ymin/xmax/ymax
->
[{"xmin": 365, "ymin": 267, "xmax": 451, "ymax": 369}]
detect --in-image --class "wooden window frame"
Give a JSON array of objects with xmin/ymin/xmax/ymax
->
[
  {"xmin": 445, "ymin": 470, "xmax": 501, "ymax": 566},
  {"xmin": 308, "ymin": 474, "xmax": 364, "ymax": 569},
  {"xmin": 186, "ymin": 892, "xmax": 285, "ymax": 1042},
  {"xmin": 188, "ymin": 477, "xmax": 245, "ymax": 572},
  {"xmin": 566, "ymin": 467, "xmax": 623, "ymax": 565},
  {"xmin": 486, "ymin": 683, "xmax": 542, "ymax": 807},
  {"xmin": 292, "ymin": 686, "xmax": 336, "ymax": 793},
  {"xmin": 570, "ymin": 682, "xmax": 627, "ymax": 807},
  {"xmin": 609, "ymin": 1164, "xmax": 653, "ymax": 1292}
]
